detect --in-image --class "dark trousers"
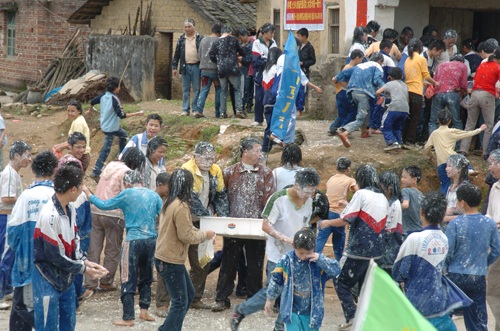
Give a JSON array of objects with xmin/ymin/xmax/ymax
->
[
  {"xmin": 10, "ymin": 285, "xmax": 34, "ymax": 331},
  {"xmin": 92, "ymin": 128, "xmax": 128, "ymax": 177},
  {"xmin": 215, "ymin": 237, "xmax": 266, "ymax": 303},
  {"xmin": 381, "ymin": 111, "xmax": 407, "ymax": 146},
  {"xmin": 187, "ymin": 243, "xmax": 210, "ymax": 301},
  {"xmin": 73, "ymin": 235, "xmax": 89, "ymax": 309},
  {"xmin": 156, "ymin": 259, "xmax": 195, "ymax": 331},
  {"xmin": 254, "ymin": 85, "xmax": 265, "ymax": 123},
  {"xmin": 369, "ymin": 98, "xmax": 385, "ymax": 130},
  {"xmin": 335, "ymin": 257, "xmax": 370, "ymax": 321},
  {"xmin": 120, "ymin": 238, "xmax": 155, "ymax": 320},
  {"xmin": 262, "ymin": 106, "xmax": 275, "ymax": 153},
  {"xmin": 448, "ymin": 273, "xmax": 488, "ymax": 331},
  {"xmin": 417, "ymin": 96, "xmax": 433, "ymax": 142},
  {"xmin": 296, "ymin": 84, "xmax": 306, "ymax": 111},
  {"xmin": 402, "ymin": 92, "xmax": 423, "ymax": 144},
  {"xmin": 243, "ymin": 74, "xmax": 254, "ymax": 109},
  {"xmin": 329, "ymin": 90, "xmax": 357, "ymax": 132},
  {"xmin": 209, "ymin": 250, "xmax": 247, "ymax": 295}
]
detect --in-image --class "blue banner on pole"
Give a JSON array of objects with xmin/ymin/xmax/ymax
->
[{"xmin": 270, "ymin": 31, "xmax": 301, "ymax": 140}]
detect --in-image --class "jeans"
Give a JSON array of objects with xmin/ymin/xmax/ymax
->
[
  {"xmin": 448, "ymin": 273, "xmax": 487, "ymax": 331},
  {"xmin": 220, "ymin": 75, "xmax": 243, "ymax": 115},
  {"xmin": 329, "ymin": 90, "xmax": 357, "ymax": 132},
  {"xmin": 381, "ymin": 110, "xmax": 407, "ymax": 145},
  {"xmin": 402, "ymin": 92, "xmax": 423, "ymax": 144},
  {"xmin": 33, "ymin": 268, "xmax": 76, "ymax": 331},
  {"xmin": 215, "ymin": 238, "xmax": 265, "ymax": 303},
  {"xmin": 10, "ymin": 285, "xmax": 35, "ymax": 331},
  {"xmin": 343, "ymin": 91, "xmax": 370, "ymax": 133},
  {"xmin": 254, "ymin": 85, "xmax": 265, "ymax": 123},
  {"xmin": 243, "ymin": 74, "xmax": 254, "ymax": 109},
  {"xmin": 92, "ymin": 128, "xmax": 128, "ymax": 177},
  {"xmin": 155, "ymin": 259, "xmax": 195, "ymax": 331},
  {"xmin": 296, "ymin": 84, "xmax": 306, "ymax": 111},
  {"xmin": 0, "ymin": 246, "xmax": 13, "ymax": 298},
  {"xmin": 236, "ymin": 261, "xmax": 284, "ymax": 331},
  {"xmin": 120, "ymin": 238, "xmax": 155, "ymax": 320},
  {"xmin": 181, "ymin": 63, "xmax": 201, "ymax": 113},
  {"xmin": 335, "ymin": 257, "xmax": 370, "ymax": 321},
  {"xmin": 73, "ymin": 235, "xmax": 89, "ymax": 309},
  {"xmin": 196, "ymin": 71, "xmax": 221, "ymax": 115},
  {"xmin": 429, "ymin": 92, "xmax": 462, "ymax": 135},
  {"xmin": 460, "ymin": 90, "xmax": 495, "ymax": 156},
  {"xmin": 315, "ymin": 212, "xmax": 345, "ymax": 261},
  {"xmin": 369, "ymin": 98, "xmax": 385, "ymax": 130}
]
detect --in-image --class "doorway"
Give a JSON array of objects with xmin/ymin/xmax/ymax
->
[{"xmin": 155, "ymin": 32, "xmax": 173, "ymax": 100}]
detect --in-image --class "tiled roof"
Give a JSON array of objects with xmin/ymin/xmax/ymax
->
[
  {"xmin": 68, "ymin": 0, "xmax": 257, "ymax": 31},
  {"xmin": 184, "ymin": 0, "xmax": 257, "ymax": 32}
]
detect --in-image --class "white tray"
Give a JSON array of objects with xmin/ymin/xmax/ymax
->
[{"xmin": 200, "ymin": 217, "xmax": 268, "ymax": 240}]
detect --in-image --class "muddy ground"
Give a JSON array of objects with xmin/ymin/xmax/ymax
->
[{"xmin": 0, "ymin": 93, "xmax": 493, "ymax": 330}]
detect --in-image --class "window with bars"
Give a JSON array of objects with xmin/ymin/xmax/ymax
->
[
  {"xmin": 7, "ymin": 12, "xmax": 16, "ymax": 57},
  {"xmin": 329, "ymin": 8, "xmax": 339, "ymax": 54},
  {"xmin": 273, "ymin": 9, "xmax": 281, "ymax": 48}
]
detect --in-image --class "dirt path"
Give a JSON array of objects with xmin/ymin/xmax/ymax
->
[{"xmin": 0, "ymin": 95, "xmax": 491, "ymax": 330}]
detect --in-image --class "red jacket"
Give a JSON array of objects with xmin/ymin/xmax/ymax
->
[{"xmin": 473, "ymin": 61, "xmax": 500, "ymax": 96}]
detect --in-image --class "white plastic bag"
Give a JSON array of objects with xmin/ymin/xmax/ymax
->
[{"xmin": 198, "ymin": 239, "xmax": 214, "ymax": 268}]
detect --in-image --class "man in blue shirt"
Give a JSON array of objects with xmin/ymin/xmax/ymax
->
[
  {"xmin": 83, "ymin": 170, "xmax": 163, "ymax": 327},
  {"xmin": 445, "ymin": 183, "xmax": 500, "ymax": 331}
]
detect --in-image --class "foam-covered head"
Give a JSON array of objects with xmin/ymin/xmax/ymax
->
[
  {"xmin": 31, "ymin": 150, "xmax": 58, "ymax": 178},
  {"xmin": 53, "ymin": 165, "xmax": 84, "ymax": 194},
  {"xmin": 123, "ymin": 170, "xmax": 143, "ymax": 186},
  {"xmin": 336, "ymin": 157, "xmax": 351, "ymax": 172},
  {"xmin": 294, "ymin": 229, "xmax": 316, "ymax": 251},
  {"xmin": 122, "ymin": 147, "xmax": 146, "ymax": 171},
  {"xmin": 356, "ymin": 164, "xmax": 379, "ymax": 189}
]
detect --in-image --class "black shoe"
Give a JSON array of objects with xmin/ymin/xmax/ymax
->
[
  {"xmin": 211, "ymin": 300, "xmax": 230, "ymax": 312},
  {"xmin": 235, "ymin": 111, "xmax": 247, "ymax": 119},
  {"xmin": 327, "ymin": 129, "xmax": 337, "ymax": 136},
  {"xmin": 230, "ymin": 306, "xmax": 245, "ymax": 330},
  {"xmin": 221, "ymin": 113, "xmax": 228, "ymax": 119}
]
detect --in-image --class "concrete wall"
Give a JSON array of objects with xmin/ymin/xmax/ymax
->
[
  {"xmin": 89, "ymin": 0, "xmax": 213, "ymax": 100},
  {"xmin": 0, "ymin": 0, "xmax": 89, "ymax": 89},
  {"xmin": 86, "ymin": 35, "xmax": 156, "ymax": 101}
]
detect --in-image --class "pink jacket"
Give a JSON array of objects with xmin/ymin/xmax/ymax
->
[{"xmin": 92, "ymin": 161, "xmax": 130, "ymax": 217}]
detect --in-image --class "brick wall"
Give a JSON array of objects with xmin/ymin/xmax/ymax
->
[
  {"xmin": 90, "ymin": 0, "xmax": 213, "ymax": 100},
  {"xmin": 0, "ymin": 0, "xmax": 90, "ymax": 90}
]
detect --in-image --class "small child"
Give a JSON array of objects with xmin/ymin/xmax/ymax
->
[
  {"xmin": 120, "ymin": 113, "xmax": 165, "ymax": 171},
  {"xmin": 84, "ymin": 170, "xmax": 163, "ymax": 326},
  {"xmin": 401, "ymin": 165, "xmax": 424, "ymax": 238},
  {"xmin": 88, "ymin": 77, "xmax": 144, "ymax": 182},
  {"xmin": 332, "ymin": 53, "xmax": 386, "ymax": 147},
  {"xmin": 0, "ymin": 102, "xmax": 7, "ymax": 171},
  {"xmin": 445, "ymin": 183, "xmax": 500, "ymax": 331},
  {"xmin": 317, "ymin": 157, "xmax": 358, "ymax": 260},
  {"xmin": 376, "ymin": 67, "xmax": 409, "ymax": 151},
  {"xmin": 424, "ymin": 109, "xmax": 486, "ymax": 194},
  {"xmin": 296, "ymin": 28, "xmax": 316, "ymax": 116},
  {"xmin": 54, "ymin": 100, "xmax": 91, "ymax": 171},
  {"xmin": 329, "ymin": 50, "xmax": 364, "ymax": 135},
  {"xmin": 393, "ymin": 191, "xmax": 472, "ymax": 330},
  {"xmin": 144, "ymin": 136, "xmax": 168, "ymax": 191},
  {"xmin": 154, "ymin": 172, "xmax": 170, "ymax": 317},
  {"xmin": 264, "ymin": 229, "xmax": 341, "ymax": 331},
  {"xmin": 64, "ymin": 132, "xmax": 89, "ymax": 172},
  {"xmin": 33, "ymin": 165, "xmax": 108, "ymax": 330},
  {"xmin": 377, "ymin": 171, "xmax": 403, "ymax": 275},
  {"xmin": 319, "ymin": 165, "xmax": 388, "ymax": 329}
]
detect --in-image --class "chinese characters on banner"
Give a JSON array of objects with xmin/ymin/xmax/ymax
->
[{"xmin": 284, "ymin": 0, "xmax": 325, "ymax": 31}]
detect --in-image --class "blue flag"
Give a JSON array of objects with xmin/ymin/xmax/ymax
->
[{"xmin": 270, "ymin": 31, "xmax": 301, "ymax": 140}]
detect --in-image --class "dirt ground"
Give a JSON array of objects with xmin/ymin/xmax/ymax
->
[{"xmin": 0, "ymin": 93, "xmax": 493, "ymax": 330}]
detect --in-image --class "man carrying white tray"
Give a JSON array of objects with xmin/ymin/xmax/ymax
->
[
  {"xmin": 180, "ymin": 141, "xmax": 229, "ymax": 310},
  {"xmin": 230, "ymin": 167, "xmax": 321, "ymax": 331},
  {"xmin": 211, "ymin": 138, "xmax": 275, "ymax": 312}
]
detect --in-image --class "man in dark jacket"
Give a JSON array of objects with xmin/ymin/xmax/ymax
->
[
  {"xmin": 172, "ymin": 18, "xmax": 204, "ymax": 117},
  {"xmin": 180, "ymin": 142, "xmax": 229, "ymax": 309},
  {"xmin": 210, "ymin": 26, "xmax": 246, "ymax": 119},
  {"xmin": 296, "ymin": 28, "xmax": 316, "ymax": 116}
]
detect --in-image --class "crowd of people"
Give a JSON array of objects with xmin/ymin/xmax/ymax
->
[{"xmin": 0, "ymin": 16, "xmax": 499, "ymax": 331}]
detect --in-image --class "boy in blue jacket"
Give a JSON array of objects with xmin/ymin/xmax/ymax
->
[
  {"xmin": 445, "ymin": 183, "xmax": 500, "ymax": 331},
  {"xmin": 83, "ymin": 170, "xmax": 163, "ymax": 327},
  {"xmin": 264, "ymin": 229, "xmax": 341, "ymax": 331},
  {"xmin": 332, "ymin": 53, "xmax": 385, "ymax": 147},
  {"xmin": 88, "ymin": 77, "xmax": 144, "ymax": 182}
]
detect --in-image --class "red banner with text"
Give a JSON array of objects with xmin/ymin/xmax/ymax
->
[{"xmin": 284, "ymin": 0, "xmax": 325, "ymax": 31}]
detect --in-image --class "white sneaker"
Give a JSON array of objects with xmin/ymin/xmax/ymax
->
[
  {"xmin": 251, "ymin": 121, "xmax": 263, "ymax": 126},
  {"xmin": 384, "ymin": 142, "xmax": 401, "ymax": 152},
  {"xmin": 0, "ymin": 301, "xmax": 11, "ymax": 310}
]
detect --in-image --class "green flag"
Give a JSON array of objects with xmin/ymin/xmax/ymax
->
[{"xmin": 352, "ymin": 260, "xmax": 437, "ymax": 331}]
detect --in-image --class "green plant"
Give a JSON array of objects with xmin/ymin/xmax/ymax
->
[{"xmin": 200, "ymin": 126, "xmax": 220, "ymax": 142}]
